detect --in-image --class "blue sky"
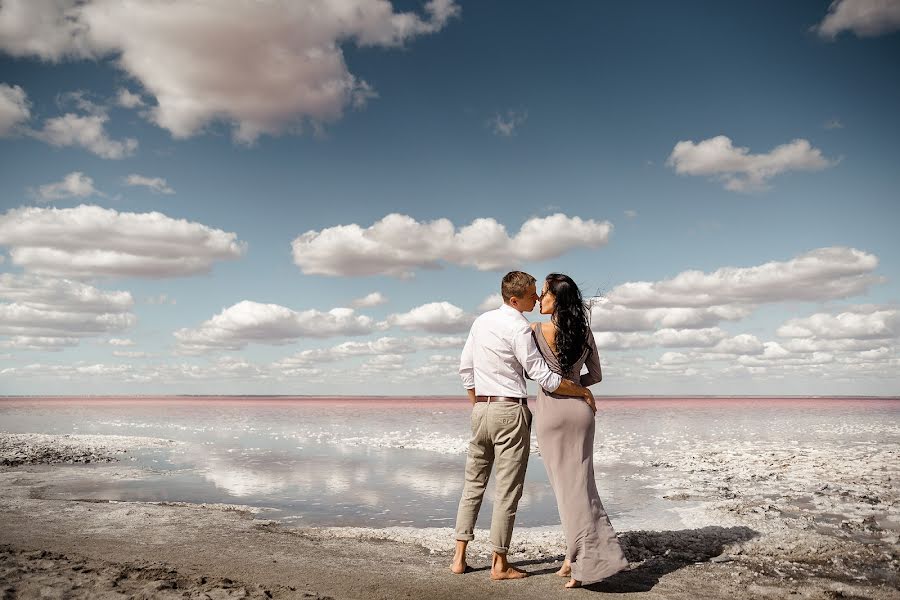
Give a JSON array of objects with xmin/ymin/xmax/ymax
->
[{"xmin": 0, "ymin": 0, "xmax": 898, "ymax": 396}]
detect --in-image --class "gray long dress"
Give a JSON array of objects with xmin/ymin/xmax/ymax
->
[{"xmin": 533, "ymin": 325, "xmax": 629, "ymax": 584}]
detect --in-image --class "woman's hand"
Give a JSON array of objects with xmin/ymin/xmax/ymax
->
[{"xmin": 583, "ymin": 388, "xmax": 597, "ymax": 414}]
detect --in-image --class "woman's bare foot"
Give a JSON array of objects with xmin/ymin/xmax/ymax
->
[
  {"xmin": 490, "ymin": 566, "xmax": 529, "ymax": 580},
  {"xmin": 556, "ymin": 560, "xmax": 571, "ymax": 577},
  {"xmin": 564, "ymin": 578, "xmax": 581, "ymax": 589}
]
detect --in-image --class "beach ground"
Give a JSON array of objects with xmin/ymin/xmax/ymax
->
[{"xmin": 1, "ymin": 433, "xmax": 898, "ymax": 599}]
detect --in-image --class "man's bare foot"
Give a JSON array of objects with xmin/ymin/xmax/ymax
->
[
  {"xmin": 564, "ymin": 578, "xmax": 581, "ymax": 589},
  {"xmin": 556, "ymin": 560, "xmax": 571, "ymax": 577},
  {"xmin": 490, "ymin": 566, "xmax": 529, "ymax": 580},
  {"xmin": 451, "ymin": 541, "xmax": 468, "ymax": 574}
]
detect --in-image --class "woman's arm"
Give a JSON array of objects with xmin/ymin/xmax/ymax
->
[{"xmin": 580, "ymin": 329, "xmax": 602, "ymax": 387}]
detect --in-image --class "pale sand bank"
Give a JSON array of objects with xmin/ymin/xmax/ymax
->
[{"xmin": 1, "ymin": 432, "xmax": 898, "ymax": 599}]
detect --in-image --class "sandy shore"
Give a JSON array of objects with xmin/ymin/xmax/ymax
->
[{"xmin": 1, "ymin": 433, "xmax": 898, "ymax": 599}]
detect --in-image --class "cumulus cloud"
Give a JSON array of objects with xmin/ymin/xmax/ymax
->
[
  {"xmin": 33, "ymin": 171, "xmax": 99, "ymax": 201},
  {"xmin": 292, "ymin": 213, "xmax": 612, "ymax": 277},
  {"xmin": 0, "ymin": 82, "xmax": 30, "ymax": 136},
  {"xmin": 590, "ymin": 299, "xmax": 750, "ymax": 332},
  {"xmin": 116, "ymin": 88, "xmax": 144, "ymax": 108},
  {"xmin": 350, "ymin": 291, "xmax": 387, "ymax": 308},
  {"xmin": 0, "ymin": 0, "xmax": 459, "ymax": 143},
  {"xmin": 0, "ymin": 0, "xmax": 92, "ymax": 60},
  {"xmin": 273, "ymin": 334, "xmax": 464, "ymax": 367},
  {"xmin": 592, "ymin": 328, "xmax": 727, "ymax": 350},
  {"xmin": 605, "ymin": 247, "xmax": 880, "ymax": 309},
  {"xmin": 124, "ymin": 174, "xmax": 174, "ymax": 194},
  {"xmin": 0, "ymin": 273, "xmax": 135, "ymax": 349},
  {"xmin": 815, "ymin": 0, "xmax": 900, "ymax": 38},
  {"xmin": 174, "ymin": 300, "xmax": 376, "ymax": 354},
  {"xmin": 477, "ymin": 293, "xmax": 503, "ymax": 312},
  {"xmin": 588, "ymin": 249, "xmax": 887, "ymax": 359},
  {"xmin": 107, "ymin": 338, "xmax": 134, "ymax": 346},
  {"xmin": 777, "ymin": 308, "xmax": 898, "ymax": 340},
  {"xmin": 30, "ymin": 112, "xmax": 137, "ymax": 159},
  {"xmin": 489, "ymin": 109, "xmax": 527, "ymax": 137},
  {"xmin": 384, "ymin": 301, "xmax": 474, "ymax": 333},
  {"xmin": 0, "ymin": 204, "xmax": 246, "ymax": 279},
  {"xmin": 667, "ymin": 135, "xmax": 835, "ymax": 191},
  {"xmin": 712, "ymin": 334, "xmax": 765, "ymax": 355}
]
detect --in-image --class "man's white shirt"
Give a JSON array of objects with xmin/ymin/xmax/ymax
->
[{"xmin": 459, "ymin": 303, "xmax": 563, "ymax": 397}]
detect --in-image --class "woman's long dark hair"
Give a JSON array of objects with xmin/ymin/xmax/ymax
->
[{"xmin": 545, "ymin": 273, "xmax": 591, "ymax": 375}]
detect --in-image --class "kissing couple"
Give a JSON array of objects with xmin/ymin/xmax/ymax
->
[{"xmin": 451, "ymin": 270, "xmax": 629, "ymax": 589}]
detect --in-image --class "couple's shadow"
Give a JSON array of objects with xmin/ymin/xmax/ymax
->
[{"xmin": 507, "ymin": 525, "xmax": 759, "ymax": 593}]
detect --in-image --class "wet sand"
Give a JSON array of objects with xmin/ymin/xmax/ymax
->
[{"xmin": 1, "ymin": 432, "xmax": 898, "ymax": 599}]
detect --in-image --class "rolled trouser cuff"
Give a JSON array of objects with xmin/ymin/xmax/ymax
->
[
  {"xmin": 492, "ymin": 545, "xmax": 509, "ymax": 554},
  {"xmin": 455, "ymin": 533, "xmax": 474, "ymax": 541}
]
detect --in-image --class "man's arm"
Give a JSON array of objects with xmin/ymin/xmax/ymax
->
[
  {"xmin": 511, "ymin": 323, "xmax": 596, "ymax": 413},
  {"xmin": 511, "ymin": 322, "xmax": 562, "ymax": 392},
  {"xmin": 459, "ymin": 330, "xmax": 476, "ymax": 403}
]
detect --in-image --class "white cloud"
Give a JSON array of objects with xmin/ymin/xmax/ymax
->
[
  {"xmin": 359, "ymin": 353, "xmax": 407, "ymax": 374},
  {"xmin": 350, "ymin": 291, "xmax": 387, "ymax": 308},
  {"xmin": 0, "ymin": 273, "xmax": 135, "ymax": 349},
  {"xmin": 592, "ymin": 332, "xmax": 656, "ymax": 350},
  {"xmin": 124, "ymin": 174, "xmax": 174, "ymax": 195},
  {"xmin": 477, "ymin": 293, "xmax": 503, "ymax": 312},
  {"xmin": 107, "ymin": 338, "xmax": 134, "ymax": 346},
  {"xmin": 624, "ymin": 209, "xmax": 638, "ymax": 219},
  {"xmin": 0, "ymin": 336, "xmax": 79, "ymax": 351},
  {"xmin": 0, "ymin": 0, "xmax": 92, "ymax": 61},
  {"xmin": 33, "ymin": 171, "xmax": 99, "ymax": 201},
  {"xmin": 274, "ymin": 334, "xmax": 464, "ymax": 367},
  {"xmin": 116, "ymin": 88, "xmax": 144, "ymax": 108},
  {"xmin": 384, "ymin": 301, "xmax": 474, "ymax": 333},
  {"xmin": 57, "ymin": 89, "xmax": 106, "ymax": 116},
  {"xmin": 292, "ymin": 213, "xmax": 612, "ymax": 277},
  {"xmin": 667, "ymin": 135, "xmax": 835, "ymax": 192},
  {"xmin": 590, "ymin": 299, "xmax": 750, "ymax": 332},
  {"xmin": 0, "ymin": 82, "xmax": 30, "ymax": 136},
  {"xmin": 0, "ymin": 0, "xmax": 459, "ymax": 143},
  {"xmin": 174, "ymin": 300, "xmax": 376, "ymax": 354},
  {"xmin": 815, "ymin": 0, "xmax": 900, "ymax": 38},
  {"xmin": 30, "ymin": 113, "xmax": 137, "ymax": 159},
  {"xmin": 605, "ymin": 247, "xmax": 880, "ymax": 309},
  {"xmin": 653, "ymin": 327, "xmax": 727, "ymax": 348},
  {"xmin": 489, "ymin": 109, "xmax": 527, "ymax": 137},
  {"xmin": 777, "ymin": 309, "xmax": 898, "ymax": 340},
  {"xmin": 712, "ymin": 334, "xmax": 765, "ymax": 355},
  {"xmin": 0, "ymin": 204, "xmax": 246, "ymax": 279}
]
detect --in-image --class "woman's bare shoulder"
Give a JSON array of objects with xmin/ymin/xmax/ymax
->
[{"xmin": 530, "ymin": 322, "xmax": 538, "ymax": 332}]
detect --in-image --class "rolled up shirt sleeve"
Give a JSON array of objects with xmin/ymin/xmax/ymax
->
[
  {"xmin": 459, "ymin": 330, "xmax": 475, "ymax": 389},
  {"xmin": 512, "ymin": 322, "xmax": 562, "ymax": 392}
]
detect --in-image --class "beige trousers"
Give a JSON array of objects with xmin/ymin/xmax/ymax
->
[{"xmin": 454, "ymin": 399, "xmax": 532, "ymax": 554}]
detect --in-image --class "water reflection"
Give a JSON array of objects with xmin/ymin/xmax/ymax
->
[{"xmin": 3, "ymin": 397, "xmax": 896, "ymax": 531}]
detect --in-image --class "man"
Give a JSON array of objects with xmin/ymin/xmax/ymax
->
[{"xmin": 451, "ymin": 270, "xmax": 596, "ymax": 580}]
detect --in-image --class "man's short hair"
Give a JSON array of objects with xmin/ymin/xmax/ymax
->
[{"xmin": 501, "ymin": 271, "xmax": 536, "ymax": 302}]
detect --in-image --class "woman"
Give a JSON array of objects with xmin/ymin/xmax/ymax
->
[{"xmin": 531, "ymin": 273, "xmax": 629, "ymax": 589}]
